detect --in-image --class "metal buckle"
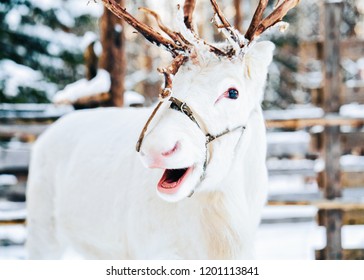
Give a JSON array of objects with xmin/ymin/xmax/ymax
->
[{"xmin": 206, "ymin": 134, "xmax": 215, "ymax": 144}]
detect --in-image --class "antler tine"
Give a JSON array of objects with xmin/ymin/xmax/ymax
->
[
  {"xmin": 102, "ymin": 0, "xmax": 183, "ymax": 56},
  {"xmin": 158, "ymin": 54, "xmax": 188, "ymax": 99},
  {"xmin": 181, "ymin": 0, "xmax": 228, "ymax": 56},
  {"xmin": 210, "ymin": 0, "xmax": 231, "ymax": 30},
  {"xmin": 209, "ymin": 0, "xmax": 240, "ymax": 45},
  {"xmin": 245, "ymin": 0, "xmax": 269, "ymax": 42},
  {"xmin": 249, "ymin": 0, "xmax": 300, "ymax": 41},
  {"xmin": 139, "ymin": 7, "xmax": 191, "ymax": 49},
  {"xmin": 136, "ymin": 54, "xmax": 187, "ymax": 152},
  {"xmin": 183, "ymin": 0, "xmax": 196, "ymax": 32}
]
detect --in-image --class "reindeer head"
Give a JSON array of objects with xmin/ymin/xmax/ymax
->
[{"xmin": 102, "ymin": 0, "xmax": 299, "ymax": 202}]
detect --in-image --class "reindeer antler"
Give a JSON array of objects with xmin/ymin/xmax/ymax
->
[
  {"xmin": 101, "ymin": 0, "xmax": 184, "ymax": 56},
  {"xmin": 102, "ymin": 0, "xmax": 193, "ymax": 100},
  {"xmin": 158, "ymin": 54, "xmax": 188, "ymax": 99},
  {"xmin": 245, "ymin": 0, "xmax": 300, "ymax": 42},
  {"xmin": 102, "ymin": 0, "xmax": 300, "ymax": 97},
  {"xmin": 183, "ymin": 0, "xmax": 196, "ymax": 32},
  {"xmin": 253, "ymin": 0, "xmax": 300, "ymax": 39},
  {"xmin": 102, "ymin": 0, "xmax": 300, "ymax": 62},
  {"xmin": 245, "ymin": 0, "xmax": 269, "ymax": 41},
  {"xmin": 209, "ymin": 0, "xmax": 299, "ymax": 48},
  {"xmin": 183, "ymin": 0, "xmax": 229, "ymax": 56},
  {"xmin": 210, "ymin": 0, "xmax": 241, "ymax": 47},
  {"xmin": 139, "ymin": 7, "xmax": 192, "ymax": 50}
]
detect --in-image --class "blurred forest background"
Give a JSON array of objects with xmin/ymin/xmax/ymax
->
[
  {"xmin": 1, "ymin": 0, "xmax": 364, "ymax": 260},
  {"xmin": 1, "ymin": 0, "xmax": 363, "ymax": 109}
]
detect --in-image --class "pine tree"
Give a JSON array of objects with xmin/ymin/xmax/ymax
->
[{"xmin": 0, "ymin": 0, "xmax": 102, "ymax": 103}]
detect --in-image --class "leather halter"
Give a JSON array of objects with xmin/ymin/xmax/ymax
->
[
  {"xmin": 168, "ymin": 96, "xmax": 246, "ymax": 183},
  {"xmin": 168, "ymin": 96, "xmax": 246, "ymax": 146},
  {"xmin": 136, "ymin": 96, "xmax": 246, "ymax": 193}
]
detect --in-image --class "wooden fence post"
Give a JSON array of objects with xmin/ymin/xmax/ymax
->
[
  {"xmin": 322, "ymin": 0, "xmax": 343, "ymax": 200},
  {"xmin": 317, "ymin": 209, "xmax": 343, "ymax": 260},
  {"xmin": 320, "ymin": 0, "xmax": 344, "ymax": 260},
  {"xmin": 323, "ymin": 0, "xmax": 342, "ymax": 113}
]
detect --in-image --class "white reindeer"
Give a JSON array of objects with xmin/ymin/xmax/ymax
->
[{"xmin": 26, "ymin": 0, "xmax": 298, "ymax": 259}]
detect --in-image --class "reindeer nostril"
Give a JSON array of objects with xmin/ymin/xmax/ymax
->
[{"xmin": 161, "ymin": 142, "xmax": 180, "ymax": 157}]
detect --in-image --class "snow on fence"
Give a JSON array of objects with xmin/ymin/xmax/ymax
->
[{"xmin": 1, "ymin": 0, "xmax": 364, "ymax": 260}]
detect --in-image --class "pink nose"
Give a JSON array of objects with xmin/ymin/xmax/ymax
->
[{"xmin": 140, "ymin": 141, "xmax": 180, "ymax": 168}]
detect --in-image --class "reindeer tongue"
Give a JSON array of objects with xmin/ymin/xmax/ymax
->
[{"xmin": 158, "ymin": 168, "xmax": 189, "ymax": 193}]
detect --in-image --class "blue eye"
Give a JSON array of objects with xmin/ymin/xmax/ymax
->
[{"xmin": 228, "ymin": 88, "xmax": 239, "ymax": 99}]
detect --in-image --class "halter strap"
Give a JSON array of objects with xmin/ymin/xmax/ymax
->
[
  {"xmin": 168, "ymin": 97, "xmax": 246, "ymax": 146},
  {"xmin": 169, "ymin": 97, "xmax": 201, "ymax": 130},
  {"xmin": 136, "ymin": 101, "xmax": 164, "ymax": 152},
  {"xmin": 136, "ymin": 96, "xmax": 246, "ymax": 197},
  {"xmin": 168, "ymin": 97, "xmax": 246, "ymax": 187}
]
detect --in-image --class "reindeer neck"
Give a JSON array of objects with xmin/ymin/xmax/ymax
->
[{"xmin": 192, "ymin": 106, "xmax": 266, "ymax": 259}]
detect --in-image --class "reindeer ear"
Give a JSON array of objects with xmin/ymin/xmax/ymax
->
[{"xmin": 243, "ymin": 41, "xmax": 275, "ymax": 81}]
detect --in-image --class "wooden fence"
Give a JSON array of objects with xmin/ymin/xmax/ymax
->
[
  {"xmin": 267, "ymin": 0, "xmax": 364, "ymax": 260},
  {"xmin": 1, "ymin": 0, "xmax": 364, "ymax": 259}
]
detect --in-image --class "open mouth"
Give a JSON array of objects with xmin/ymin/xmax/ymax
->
[{"xmin": 157, "ymin": 167, "xmax": 193, "ymax": 194}]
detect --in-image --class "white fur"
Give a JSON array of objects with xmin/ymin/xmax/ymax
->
[{"xmin": 26, "ymin": 41, "xmax": 274, "ymax": 259}]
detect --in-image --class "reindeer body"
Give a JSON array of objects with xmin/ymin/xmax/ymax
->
[
  {"xmin": 26, "ymin": 51, "xmax": 271, "ymax": 259},
  {"xmin": 26, "ymin": 0, "xmax": 298, "ymax": 260},
  {"xmin": 26, "ymin": 104, "xmax": 267, "ymax": 259}
]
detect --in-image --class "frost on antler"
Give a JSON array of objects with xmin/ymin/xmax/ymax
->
[
  {"xmin": 102, "ymin": 0, "xmax": 300, "ymax": 59},
  {"xmin": 101, "ymin": 0, "xmax": 300, "ymax": 96},
  {"xmin": 210, "ymin": 0, "xmax": 241, "ymax": 46}
]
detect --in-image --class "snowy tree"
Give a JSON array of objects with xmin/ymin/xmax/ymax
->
[{"xmin": 0, "ymin": 0, "xmax": 102, "ymax": 103}]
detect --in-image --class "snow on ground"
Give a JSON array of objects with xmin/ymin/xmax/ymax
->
[
  {"xmin": 1, "ymin": 203, "xmax": 364, "ymax": 260},
  {"xmin": 0, "ymin": 246, "xmax": 25, "ymax": 260},
  {"xmin": 256, "ymin": 221, "xmax": 325, "ymax": 260},
  {"xmin": 259, "ymin": 207, "xmax": 364, "ymax": 260},
  {"xmin": 0, "ymin": 208, "xmax": 343, "ymax": 260},
  {"xmin": 1, "ymin": 218, "xmax": 325, "ymax": 260}
]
